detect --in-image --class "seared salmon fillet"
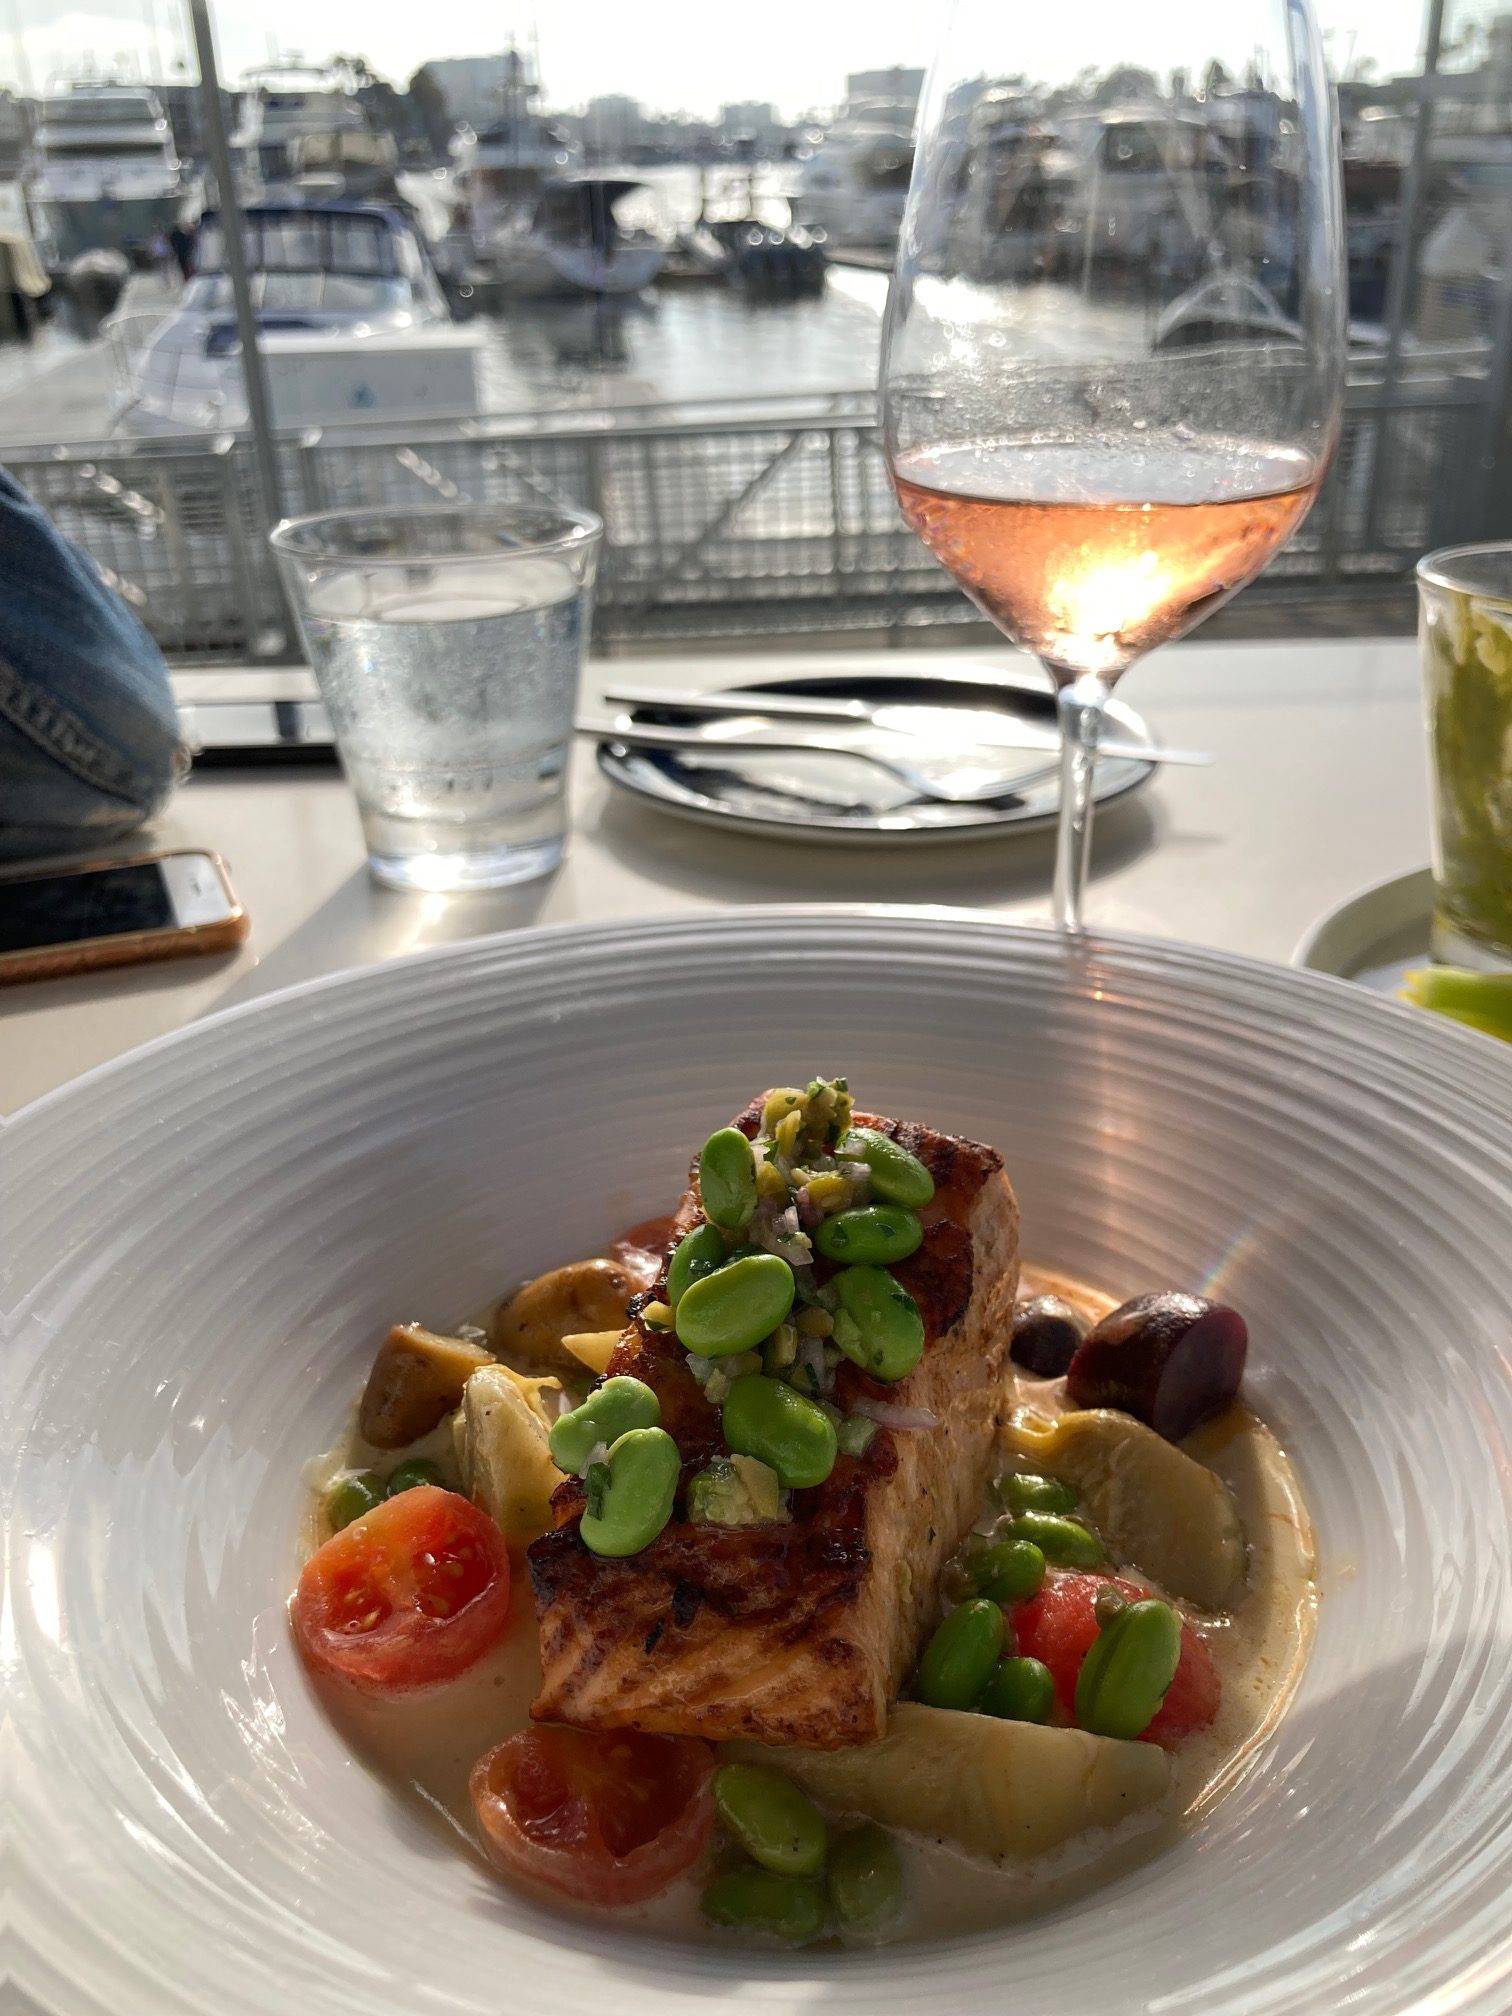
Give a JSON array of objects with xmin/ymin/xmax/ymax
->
[{"xmin": 528, "ymin": 1097, "xmax": 1020, "ymax": 1747}]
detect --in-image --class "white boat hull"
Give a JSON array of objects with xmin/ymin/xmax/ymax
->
[
  {"xmin": 541, "ymin": 241, "xmax": 663, "ymax": 293},
  {"xmin": 116, "ymin": 318, "xmax": 483, "ymax": 437},
  {"xmin": 790, "ymin": 183, "xmax": 905, "ymax": 248},
  {"xmin": 473, "ymin": 230, "xmax": 663, "ymax": 297},
  {"xmin": 33, "ymin": 189, "xmax": 182, "ymax": 260}
]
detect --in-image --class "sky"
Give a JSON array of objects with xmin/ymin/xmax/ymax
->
[{"xmin": 0, "ymin": 0, "xmax": 1449, "ymax": 116}]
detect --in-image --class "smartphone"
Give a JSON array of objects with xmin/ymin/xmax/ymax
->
[{"xmin": 0, "ymin": 850, "xmax": 248, "ymax": 986}]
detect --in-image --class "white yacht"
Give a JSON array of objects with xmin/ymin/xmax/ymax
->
[
  {"xmin": 0, "ymin": 89, "xmax": 30, "ymax": 242},
  {"xmin": 451, "ymin": 52, "xmax": 657, "ymax": 296},
  {"xmin": 466, "ymin": 176, "xmax": 663, "ymax": 298},
  {"xmin": 28, "ymin": 83, "xmax": 182, "ymax": 261},
  {"xmin": 791, "ymin": 98, "xmax": 915, "ymax": 248},
  {"xmin": 451, "ymin": 49, "xmax": 580, "ymax": 247},
  {"xmin": 113, "ymin": 200, "xmax": 480, "ymax": 435},
  {"xmin": 231, "ymin": 66, "xmax": 369, "ymax": 195},
  {"xmin": 1041, "ymin": 107, "xmax": 1232, "ymax": 271}
]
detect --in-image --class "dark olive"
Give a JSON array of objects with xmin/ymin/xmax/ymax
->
[
  {"xmin": 1010, "ymin": 1294, "xmax": 1089, "ymax": 1377},
  {"xmin": 1065, "ymin": 1292, "xmax": 1248, "ymax": 1441}
]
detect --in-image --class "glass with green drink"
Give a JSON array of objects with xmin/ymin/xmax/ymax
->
[{"xmin": 1418, "ymin": 543, "xmax": 1512, "ymax": 972}]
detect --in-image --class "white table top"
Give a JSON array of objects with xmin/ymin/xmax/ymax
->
[{"xmin": 2, "ymin": 636, "xmax": 1428, "ymax": 1117}]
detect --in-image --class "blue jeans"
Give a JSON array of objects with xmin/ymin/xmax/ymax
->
[{"xmin": 0, "ymin": 467, "xmax": 183, "ymax": 860}]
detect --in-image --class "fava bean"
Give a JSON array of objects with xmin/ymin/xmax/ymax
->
[
  {"xmin": 1075, "ymin": 1597, "xmax": 1182, "ymax": 1740},
  {"xmin": 971, "ymin": 1537, "xmax": 1046, "ymax": 1605},
  {"xmin": 831, "ymin": 1265, "xmax": 924, "ymax": 1383},
  {"xmin": 701, "ymin": 1868, "xmax": 828, "ymax": 1944},
  {"xmin": 994, "ymin": 1470, "xmax": 1080, "ymax": 1517},
  {"xmin": 979, "ymin": 1655, "xmax": 1055, "ymax": 1724},
  {"xmin": 675, "ymin": 1252, "xmax": 795, "ymax": 1358},
  {"xmin": 841, "ymin": 1128, "xmax": 935, "ymax": 1209},
  {"xmin": 383, "ymin": 1458, "xmax": 443, "ymax": 1498},
  {"xmin": 700, "ymin": 1127, "xmax": 759, "ymax": 1231},
  {"xmin": 327, "ymin": 1474, "xmax": 381, "ymax": 1530},
  {"xmin": 723, "ymin": 1373, "xmax": 838, "ymax": 1489},
  {"xmin": 828, "ymin": 1824, "xmax": 904, "ymax": 1937},
  {"xmin": 713, "ymin": 1763, "xmax": 828, "ymax": 1877},
  {"xmin": 914, "ymin": 1598, "xmax": 1004, "ymax": 1710},
  {"xmin": 549, "ymin": 1375, "xmax": 661, "ymax": 1475},
  {"xmin": 578, "ymin": 1426, "xmax": 680, "ymax": 1558},
  {"xmin": 1009, "ymin": 1510, "xmax": 1103, "ymax": 1569},
  {"xmin": 814, "ymin": 1205, "xmax": 924, "ymax": 1266}
]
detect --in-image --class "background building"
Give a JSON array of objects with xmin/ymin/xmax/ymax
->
[
  {"xmin": 581, "ymin": 94, "xmax": 647, "ymax": 157},
  {"xmin": 845, "ymin": 66, "xmax": 924, "ymax": 109},
  {"xmin": 420, "ymin": 55, "xmax": 528, "ymax": 134},
  {"xmin": 719, "ymin": 100, "xmax": 783, "ymax": 149}
]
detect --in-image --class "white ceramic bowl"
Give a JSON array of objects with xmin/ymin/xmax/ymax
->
[{"xmin": 11, "ymin": 911, "xmax": 1512, "ymax": 2016}]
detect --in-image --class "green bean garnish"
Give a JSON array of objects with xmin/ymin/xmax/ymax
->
[
  {"xmin": 914, "ymin": 1598, "xmax": 1005, "ymax": 1710},
  {"xmin": 1075, "ymin": 1597, "xmax": 1182, "ymax": 1740},
  {"xmin": 383, "ymin": 1458, "xmax": 443, "ymax": 1499},
  {"xmin": 979, "ymin": 1656, "xmax": 1056, "ymax": 1724},
  {"xmin": 713, "ymin": 1763, "xmax": 828, "ymax": 1877}
]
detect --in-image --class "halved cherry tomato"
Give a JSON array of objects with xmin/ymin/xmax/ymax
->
[
  {"xmin": 1011, "ymin": 1568, "xmax": 1221, "ymax": 1747},
  {"xmin": 609, "ymin": 1214, "xmax": 678, "ymax": 1293},
  {"xmin": 293, "ymin": 1485, "xmax": 510, "ymax": 1693},
  {"xmin": 471, "ymin": 1725, "xmax": 715, "ymax": 1906}
]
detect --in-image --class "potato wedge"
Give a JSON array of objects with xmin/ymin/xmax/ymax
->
[
  {"xmin": 454, "ymin": 1364, "xmax": 565, "ymax": 1541},
  {"xmin": 492, "ymin": 1259, "xmax": 640, "ymax": 1376},
  {"xmin": 1007, "ymin": 1408, "xmax": 1245, "ymax": 1610},
  {"xmin": 726, "ymin": 1703, "xmax": 1169, "ymax": 1860},
  {"xmin": 358, "ymin": 1324, "xmax": 495, "ymax": 1450}
]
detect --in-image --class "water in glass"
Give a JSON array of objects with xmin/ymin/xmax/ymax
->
[
  {"xmin": 271, "ymin": 502, "xmax": 601, "ymax": 892},
  {"xmin": 303, "ymin": 559, "xmax": 583, "ymax": 890}
]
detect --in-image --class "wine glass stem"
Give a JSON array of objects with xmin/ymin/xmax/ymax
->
[{"xmin": 1052, "ymin": 672, "xmax": 1112, "ymax": 933}]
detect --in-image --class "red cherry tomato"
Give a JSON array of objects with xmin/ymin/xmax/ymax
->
[
  {"xmin": 471, "ymin": 1725, "xmax": 715, "ymax": 1907},
  {"xmin": 1012, "ymin": 1569, "xmax": 1220, "ymax": 1746},
  {"xmin": 293, "ymin": 1485, "xmax": 511, "ymax": 1694},
  {"xmin": 609, "ymin": 1214, "xmax": 678, "ymax": 1292}
]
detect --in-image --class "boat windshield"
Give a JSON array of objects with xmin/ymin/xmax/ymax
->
[
  {"xmin": 183, "ymin": 272, "xmax": 408, "ymax": 313},
  {"xmin": 40, "ymin": 137, "xmax": 168, "ymax": 158},
  {"xmin": 43, "ymin": 94, "xmax": 159, "ymax": 127},
  {"xmin": 198, "ymin": 212, "xmax": 407, "ymax": 280}
]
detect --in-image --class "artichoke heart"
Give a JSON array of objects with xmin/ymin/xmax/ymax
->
[
  {"xmin": 725, "ymin": 1703, "xmax": 1170, "ymax": 1860},
  {"xmin": 1006, "ymin": 1407, "xmax": 1246, "ymax": 1610},
  {"xmin": 453, "ymin": 1363, "xmax": 565, "ymax": 1541}
]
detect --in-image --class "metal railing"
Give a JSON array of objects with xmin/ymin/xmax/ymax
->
[{"xmin": 4, "ymin": 372, "xmax": 1483, "ymax": 662}]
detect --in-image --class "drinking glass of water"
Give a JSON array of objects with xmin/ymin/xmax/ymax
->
[{"xmin": 270, "ymin": 501, "xmax": 602, "ymax": 892}]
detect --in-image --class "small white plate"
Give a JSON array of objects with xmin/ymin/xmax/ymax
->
[
  {"xmin": 11, "ymin": 911, "xmax": 1512, "ymax": 2016},
  {"xmin": 596, "ymin": 666, "xmax": 1156, "ymax": 845},
  {"xmin": 1293, "ymin": 868, "xmax": 1434, "ymax": 992}
]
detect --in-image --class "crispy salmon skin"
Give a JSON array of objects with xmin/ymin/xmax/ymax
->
[{"xmin": 528, "ymin": 1097, "xmax": 1020, "ymax": 1747}]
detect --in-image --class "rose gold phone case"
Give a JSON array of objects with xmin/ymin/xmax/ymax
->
[{"xmin": 0, "ymin": 849, "xmax": 249, "ymax": 987}]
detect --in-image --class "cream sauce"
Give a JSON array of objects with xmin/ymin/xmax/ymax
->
[{"xmin": 302, "ymin": 1263, "xmax": 1317, "ymax": 1946}]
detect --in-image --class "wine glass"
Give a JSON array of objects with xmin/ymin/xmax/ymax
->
[{"xmin": 881, "ymin": 0, "xmax": 1345, "ymax": 930}]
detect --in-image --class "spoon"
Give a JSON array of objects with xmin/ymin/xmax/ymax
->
[{"xmin": 579, "ymin": 719, "xmax": 1065, "ymax": 805}]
